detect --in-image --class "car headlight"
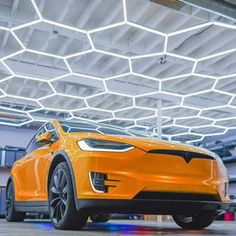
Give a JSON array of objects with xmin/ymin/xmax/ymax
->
[{"xmin": 77, "ymin": 139, "xmax": 134, "ymax": 152}]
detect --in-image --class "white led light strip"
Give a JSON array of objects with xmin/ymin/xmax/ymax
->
[{"xmin": 0, "ymin": 0, "xmax": 235, "ymax": 143}]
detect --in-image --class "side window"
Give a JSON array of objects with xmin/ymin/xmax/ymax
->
[
  {"xmin": 26, "ymin": 137, "xmax": 36, "ymax": 154},
  {"xmin": 35, "ymin": 126, "xmax": 47, "ymax": 139},
  {"xmin": 45, "ymin": 123, "xmax": 58, "ymax": 141},
  {"xmin": 34, "ymin": 126, "xmax": 48, "ymax": 149},
  {"xmin": 26, "ymin": 123, "xmax": 59, "ymax": 153}
]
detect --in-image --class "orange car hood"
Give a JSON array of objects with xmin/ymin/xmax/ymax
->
[{"xmin": 69, "ymin": 132, "xmax": 214, "ymax": 157}]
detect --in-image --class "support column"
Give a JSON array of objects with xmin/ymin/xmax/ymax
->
[{"xmin": 157, "ymin": 99, "xmax": 162, "ymax": 140}]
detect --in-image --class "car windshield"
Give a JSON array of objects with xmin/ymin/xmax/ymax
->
[{"xmin": 59, "ymin": 121, "xmax": 150, "ymax": 138}]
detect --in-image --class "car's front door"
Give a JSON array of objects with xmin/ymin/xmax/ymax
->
[
  {"xmin": 31, "ymin": 123, "xmax": 60, "ymax": 201},
  {"xmin": 14, "ymin": 123, "xmax": 60, "ymax": 202}
]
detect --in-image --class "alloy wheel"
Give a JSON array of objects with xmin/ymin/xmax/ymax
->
[
  {"xmin": 5, "ymin": 183, "xmax": 13, "ymax": 217},
  {"xmin": 176, "ymin": 215, "xmax": 194, "ymax": 223},
  {"xmin": 49, "ymin": 168, "xmax": 68, "ymax": 224}
]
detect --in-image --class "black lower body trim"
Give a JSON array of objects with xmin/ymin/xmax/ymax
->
[
  {"xmin": 15, "ymin": 201, "xmax": 49, "ymax": 213},
  {"xmin": 147, "ymin": 149, "xmax": 214, "ymax": 163},
  {"xmin": 77, "ymin": 199, "xmax": 229, "ymax": 215},
  {"xmin": 134, "ymin": 191, "xmax": 220, "ymax": 202}
]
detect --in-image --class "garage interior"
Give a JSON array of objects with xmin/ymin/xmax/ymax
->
[{"xmin": 0, "ymin": 0, "xmax": 236, "ymax": 235}]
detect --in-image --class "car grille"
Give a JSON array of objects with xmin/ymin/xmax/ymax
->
[{"xmin": 147, "ymin": 149, "xmax": 214, "ymax": 163}]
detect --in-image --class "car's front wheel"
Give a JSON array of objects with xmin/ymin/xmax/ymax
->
[
  {"xmin": 49, "ymin": 162, "xmax": 88, "ymax": 230},
  {"xmin": 90, "ymin": 214, "xmax": 111, "ymax": 223},
  {"xmin": 5, "ymin": 181, "xmax": 25, "ymax": 222},
  {"xmin": 172, "ymin": 212, "xmax": 216, "ymax": 230}
]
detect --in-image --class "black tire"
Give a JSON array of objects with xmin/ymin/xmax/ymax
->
[
  {"xmin": 49, "ymin": 162, "xmax": 88, "ymax": 230},
  {"xmin": 90, "ymin": 214, "xmax": 111, "ymax": 223},
  {"xmin": 5, "ymin": 181, "xmax": 25, "ymax": 222},
  {"xmin": 172, "ymin": 212, "xmax": 216, "ymax": 230}
]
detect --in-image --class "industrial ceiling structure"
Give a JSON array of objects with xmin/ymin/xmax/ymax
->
[{"xmin": 0, "ymin": 0, "xmax": 236, "ymax": 142}]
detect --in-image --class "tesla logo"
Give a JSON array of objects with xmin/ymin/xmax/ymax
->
[{"xmin": 182, "ymin": 152, "xmax": 192, "ymax": 163}]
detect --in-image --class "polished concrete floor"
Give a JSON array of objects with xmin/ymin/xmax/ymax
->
[{"xmin": 0, "ymin": 219, "xmax": 236, "ymax": 236}]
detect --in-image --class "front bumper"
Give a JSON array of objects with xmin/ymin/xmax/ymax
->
[
  {"xmin": 77, "ymin": 198, "xmax": 229, "ymax": 215},
  {"xmin": 71, "ymin": 144, "xmax": 229, "ymax": 203}
]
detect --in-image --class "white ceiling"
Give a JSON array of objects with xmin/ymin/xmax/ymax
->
[{"xmin": 0, "ymin": 0, "xmax": 236, "ymax": 142}]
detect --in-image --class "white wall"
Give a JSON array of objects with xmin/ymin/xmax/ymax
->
[
  {"xmin": 0, "ymin": 167, "xmax": 10, "ymax": 186},
  {"xmin": 0, "ymin": 125, "xmax": 36, "ymax": 148}
]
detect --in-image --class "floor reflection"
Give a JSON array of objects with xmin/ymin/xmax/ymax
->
[
  {"xmin": 0, "ymin": 220, "xmax": 234, "ymax": 235},
  {"xmin": 83, "ymin": 222, "xmax": 228, "ymax": 235},
  {"xmin": 21, "ymin": 220, "xmax": 232, "ymax": 235}
]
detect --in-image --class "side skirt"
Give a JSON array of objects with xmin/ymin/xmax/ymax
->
[{"xmin": 15, "ymin": 201, "xmax": 49, "ymax": 213}]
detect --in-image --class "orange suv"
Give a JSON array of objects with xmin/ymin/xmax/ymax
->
[{"xmin": 6, "ymin": 119, "xmax": 230, "ymax": 230}]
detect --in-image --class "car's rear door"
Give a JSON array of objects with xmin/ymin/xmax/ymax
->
[{"xmin": 13, "ymin": 133, "xmax": 38, "ymax": 201}]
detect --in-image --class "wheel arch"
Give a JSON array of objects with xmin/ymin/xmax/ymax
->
[
  {"xmin": 6, "ymin": 176, "xmax": 13, "ymax": 188},
  {"xmin": 6, "ymin": 176, "xmax": 13, "ymax": 199},
  {"xmin": 6, "ymin": 176, "xmax": 17, "ymax": 201},
  {"xmin": 48, "ymin": 151, "xmax": 79, "ymax": 209}
]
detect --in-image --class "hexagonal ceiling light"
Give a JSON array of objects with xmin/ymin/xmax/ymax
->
[{"xmin": 0, "ymin": 0, "xmax": 236, "ymax": 143}]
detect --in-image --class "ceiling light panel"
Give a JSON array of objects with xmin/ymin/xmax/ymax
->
[
  {"xmin": 0, "ymin": 29, "xmax": 23, "ymax": 58},
  {"xmin": 175, "ymin": 117, "xmax": 213, "ymax": 127},
  {"xmin": 100, "ymin": 119, "xmax": 135, "ymax": 128},
  {"xmin": 167, "ymin": 25, "xmax": 236, "ymax": 59},
  {"xmin": 191, "ymin": 126, "xmax": 226, "ymax": 135},
  {"xmin": 91, "ymin": 24, "xmax": 165, "ymax": 56},
  {"xmin": 73, "ymin": 108, "xmax": 113, "ymax": 121},
  {"xmin": 87, "ymin": 93, "xmax": 133, "ymax": 111},
  {"xmin": 162, "ymin": 75, "xmax": 215, "ymax": 95},
  {"xmin": 135, "ymin": 92, "xmax": 182, "ymax": 109},
  {"xmin": 162, "ymin": 125, "xmax": 189, "ymax": 135},
  {"xmin": 0, "ymin": 0, "xmax": 235, "ymax": 141},
  {"xmin": 39, "ymin": 94, "xmax": 86, "ymax": 110},
  {"xmin": 137, "ymin": 116, "xmax": 173, "ymax": 127},
  {"xmin": 29, "ymin": 109, "xmax": 71, "ymax": 121},
  {"xmin": 126, "ymin": 0, "xmax": 216, "ymax": 33},
  {"xmin": 215, "ymin": 118, "xmax": 236, "ymax": 128},
  {"xmin": 196, "ymin": 51, "xmax": 236, "ymax": 77},
  {"xmin": 0, "ymin": 76, "xmax": 53, "ymax": 98},
  {"xmin": 0, "ymin": 96, "xmax": 40, "ymax": 111},
  {"xmin": 162, "ymin": 107, "xmax": 200, "ymax": 118},
  {"xmin": 106, "ymin": 74, "xmax": 159, "ymax": 96},
  {"xmin": 67, "ymin": 51, "xmax": 129, "ymax": 78},
  {"xmin": 183, "ymin": 91, "xmax": 232, "ymax": 108},
  {"xmin": 201, "ymin": 107, "xmax": 236, "ymax": 119},
  {"xmin": 215, "ymin": 77, "xmax": 236, "ymax": 94},
  {"xmin": 132, "ymin": 54, "xmax": 194, "ymax": 79},
  {"xmin": 34, "ymin": 0, "xmax": 124, "ymax": 30},
  {"xmin": 15, "ymin": 22, "xmax": 91, "ymax": 56},
  {"xmin": 0, "ymin": 62, "xmax": 11, "ymax": 80},
  {"xmin": 0, "ymin": 0, "xmax": 39, "ymax": 28},
  {"xmin": 172, "ymin": 133, "xmax": 202, "ymax": 142},
  {"xmin": 115, "ymin": 107, "xmax": 155, "ymax": 119},
  {"xmin": 51, "ymin": 75, "xmax": 105, "ymax": 97},
  {"xmin": 4, "ymin": 51, "xmax": 69, "ymax": 79}
]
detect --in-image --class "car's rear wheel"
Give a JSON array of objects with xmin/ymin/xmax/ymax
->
[
  {"xmin": 49, "ymin": 162, "xmax": 88, "ymax": 230},
  {"xmin": 90, "ymin": 214, "xmax": 111, "ymax": 223},
  {"xmin": 172, "ymin": 212, "xmax": 216, "ymax": 229},
  {"xmin": 5, "ymin": 181, "xmax": 25, "ymax": 222}
]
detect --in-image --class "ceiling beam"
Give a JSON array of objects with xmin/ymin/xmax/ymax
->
[{"xmin": 179, "ymin": 0, "xmax": 236, "ymax": 20}]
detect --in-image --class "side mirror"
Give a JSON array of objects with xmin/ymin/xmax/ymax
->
[{"xmin": 36, "ymin": 132, "xmax": 52, "ymax": 145}]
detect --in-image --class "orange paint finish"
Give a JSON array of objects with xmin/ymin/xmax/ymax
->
[{"xmin": 10, "ymin": 119, "xmax": 230, "ymax": 204}]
